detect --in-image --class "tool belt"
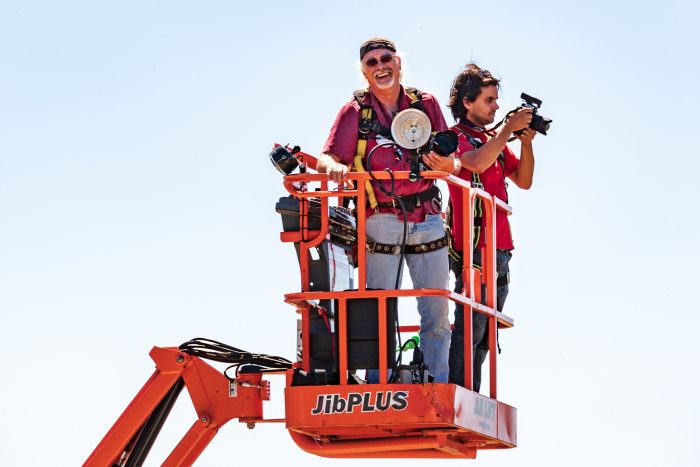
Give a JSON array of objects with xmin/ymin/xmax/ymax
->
[
  {"xmin": 367, "ymin": 234, "xmax": 449, "ymax": 255},
  {"xmin": 373, "ymin": 185, "xmax": 441, "ymax": 212}
]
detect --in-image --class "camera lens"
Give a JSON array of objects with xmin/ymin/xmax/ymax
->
[
  {"xmin": 431, "ymin": 130, "xmax": 459, "ymax": 156},
  {"xmin": 530, "ymin": 115, "xmax": 552, "ymax": 135}
]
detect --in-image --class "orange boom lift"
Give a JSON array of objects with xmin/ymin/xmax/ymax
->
[{"xmin": 84, "ymin": 145, "xmax": 517, "ymax": 466}]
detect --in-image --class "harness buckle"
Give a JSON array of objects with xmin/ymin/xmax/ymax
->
[{"xmin": 359, "ymin": 119, "xmax": 371, "ymax": 135}]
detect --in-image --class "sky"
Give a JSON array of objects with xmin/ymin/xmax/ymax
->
[{"xmin": 2, "ymin": 0, "xmax": 700, "ymax": 465}]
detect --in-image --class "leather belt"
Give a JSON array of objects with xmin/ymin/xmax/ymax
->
[{"xmin": 367, "ymin": 234, "xmax": 449, "ymax": 255}]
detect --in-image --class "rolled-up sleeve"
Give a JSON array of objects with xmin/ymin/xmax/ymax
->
[{"xmin": 322, "ymin": 101, "xmax": 360, "ymax": 165}]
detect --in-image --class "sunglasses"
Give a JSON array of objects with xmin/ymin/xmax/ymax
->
[{"xmin": 364, "ymin": 54, "xmax": 395, "ymax": 67}]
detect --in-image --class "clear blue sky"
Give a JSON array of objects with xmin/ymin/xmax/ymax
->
[{"xmin": 2, "ymin": 1, "xmax": 699, "ymax": 466}]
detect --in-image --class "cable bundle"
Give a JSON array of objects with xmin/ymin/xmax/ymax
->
[{"xmin": 179, "ymin": 337, "xmax": 292, "ymax": 379}]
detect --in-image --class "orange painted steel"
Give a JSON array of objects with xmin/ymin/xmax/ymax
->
[
  {"xmin": 285, "ymin": 384, "xmax": 516, "ymax": 459},
  {"xmin": 84, "ymin": 347, "xmax": 276, "ymax": 466},
  {"xmin": 280, "ymin": 168, "xmax": 516, "ymax": 458},
  {"xmin": 85, "ymin": 155, "xmax": 517, "ymax": 465}
]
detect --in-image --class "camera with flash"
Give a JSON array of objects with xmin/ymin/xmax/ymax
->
[{"xmin": 391, "ymin": 108, "xmax": 458, "ymax": 157}]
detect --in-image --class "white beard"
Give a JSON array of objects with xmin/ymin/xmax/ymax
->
[{"xmin": 373, "ymin": 75, "xmax": 395, "ymax": 90}]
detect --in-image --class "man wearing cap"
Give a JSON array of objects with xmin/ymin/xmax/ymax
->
[{"xmin": 317, "ymin": 38, "xmax": 455, "ymax": 383}]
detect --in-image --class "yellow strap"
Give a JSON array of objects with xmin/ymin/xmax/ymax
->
[
  {"xmin": 407, "ymin": 90, "xmax": 420, "ymax": 105},
  {"xmin": 355, "ymin": 107, "xmax": 378, "ymax": 208}
]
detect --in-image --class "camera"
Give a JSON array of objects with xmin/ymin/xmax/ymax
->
[
  {"xmin": 389, "ymin": 109, "xmax": 458, "ymax": 157},
  {"xmin": 419, "ymin": 130, "xmax": 459, "ymax": 157},
  {"xmin": 387, "ymin": 108, "xmax": 459, "ymax": 181},
  {"xmin": 270, "ymin": 145, "xmax": 302, "ymax": 175},
  {"xmin": 405, "ymin": 130, "xmax": 458, "ymax": 181},
  {"xmin": 518, "ymin": 93, "xmax": 552, "ymax": 135}
]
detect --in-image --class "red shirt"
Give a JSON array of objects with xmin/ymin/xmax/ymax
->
[
  {"xmin": 322, "ymin": 86, "xmax": 447, "ymax": 222},
  {"xmin": 448, "ymin": 122, "xmax": 519, "ymax": 251}
]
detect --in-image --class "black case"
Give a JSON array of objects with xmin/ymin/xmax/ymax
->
[{"xmin": 335, "ymin": 296, "xmax": 397, "ymax": 370}]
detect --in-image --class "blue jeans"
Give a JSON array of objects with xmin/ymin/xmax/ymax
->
[
  {"xmin": 365, "ymin": 213, "xmax": 450, "ymax": 383},
  {"xmin": 448, "ymin": 249, "xmax": 511, "ymax": 391}
]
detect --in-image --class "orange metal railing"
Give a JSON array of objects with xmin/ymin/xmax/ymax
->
[{"xmin": 280, "ymin": 167, "xmax": 513, "ymax": 397}]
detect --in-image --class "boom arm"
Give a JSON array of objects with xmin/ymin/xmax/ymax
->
[{"xmin": 84, "ymin": 346, "xmax": 275, "ymax": 467}]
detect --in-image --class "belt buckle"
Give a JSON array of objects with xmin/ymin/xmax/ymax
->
[{"xmin": 366, "ymin": 237, "xmax": 376, "ymax": 252}]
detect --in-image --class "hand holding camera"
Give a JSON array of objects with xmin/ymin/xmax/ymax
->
[
  {"xmin": 504, "ymin": 107, "xmax": 534, "ymax": 135},
  {"xmin": 515, "ymin": 127, "xmax": 536, "ymax": 144},
  {"xmin": 422, "ymin": 150, "xmax": 459, "ymax": 174},
  {"xmin": 515, "ymin": 93, "xmax": 552, "ymax": 135}
]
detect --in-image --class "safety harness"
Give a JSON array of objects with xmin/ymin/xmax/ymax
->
[
  {"xmin": 447, "ymin": 121, "xmax": 508, "ymax": 259},
  {"xmin": 353, "ymin": 87, "xmax": 428, "ymax": 210},
  {"xmin": 353, "ymin": 87, "xmax": 445, "ymax": 255}
]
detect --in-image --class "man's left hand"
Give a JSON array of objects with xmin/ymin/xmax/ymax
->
[
  {"xmin": 516, "ymin": 128, "xmax": 536, "ymax": 144},
  {"xmin": 423, "ymin": 151, "xmax": 460, "ymax": 175}
]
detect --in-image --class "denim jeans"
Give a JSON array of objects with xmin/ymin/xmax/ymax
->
[
  {"xmin": 365, "ymin": 213, "xmax": 450, "ymax": 383},
  {"xmin": 448, "ymin": 249, "xmax": 511, "ymax": 391}
]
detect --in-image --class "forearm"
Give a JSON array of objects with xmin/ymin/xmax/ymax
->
[
  {"xmin": 459, "ymin": 128, "xmax": 512, "ymax": 173},
  {"xmin": 316, "ymin": 152, "xmax": 345, "ymax": 173},
  {"xmin": 511, "ymin": 142, "xmax": 534, "ymax": 189}
]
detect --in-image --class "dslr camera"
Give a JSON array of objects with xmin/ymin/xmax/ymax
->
[
  {"xmin": 518, "ymin": 93, "xmax": 552, "ymax": 135},
  {"xmin": 405, "ymin": 130, "xmax": 458, "ymax": 181},
  {"xmin": 419, "ymin": 130, "xmax": 459, "ymax": 157}
]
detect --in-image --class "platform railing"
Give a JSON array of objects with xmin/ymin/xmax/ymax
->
[{"xmin": 281, "ymin": 169, "xmax": 512, "ymax": 398}]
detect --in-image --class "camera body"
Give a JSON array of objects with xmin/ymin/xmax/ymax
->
[
  {"xmin": 402, "ymin": 130, "xmax": 459, "ymax": 181},
  {"xmin": 389, "ymin": 108, "xmax": 459, "ymax": 181},
  {"xmin": 418, "ymin": 130, "xmax": 459, "ymax": 157},
  {"xmin": 390, "ymin": 109, "xmax": 458, "ymax": 158},
  {"xmin": 518, "ymin": 93, "xmax": 552, "ymax": 135}
]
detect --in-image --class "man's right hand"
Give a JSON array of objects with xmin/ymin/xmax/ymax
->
[
  {"xmin": 317, "ymin": 153, "xmax": 351, "ymax": 186},
  {"xmin": 504, "ymin": 107, "xmax": 533, "ymax": 134},
  {"xmin": 327, "ymin": 163, "xmax": 349, "ymax": 184}
]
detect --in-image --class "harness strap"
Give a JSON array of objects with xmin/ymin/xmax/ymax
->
[
  {"xmin": 353, "ymin": 87, "xmax": 427, "ymax": 210},
  {"xmin": 450, "ymin": 123, "xmax": 511, "ymax": 252},
  {"xmin": 373, "ymin": 184, "xmax": 441, "ymax": 213},
  {"xmin": 452, "ymin": 125, "xmax": 484, "ymax": 249},
  {"xmin": 367, "ymin": 234, "xmax": 449, "ymax": 255},
  {"xmin": 405, "ymin": 87, "xmax": 426, "ymax": 113},
  {"xmin": 356, "ymin": 88, "xmax": 426, "ymax": 139},
  {"xmin": 354, "ymin": 104, "xmax": 378, "ymax": 208},
  {"xmin": 454, "ymin": 123, "xmax": 508, "ymax": 199},
  {"xmin": 445, "ymin": 200, "xmax": 461, "ymax": 262}
]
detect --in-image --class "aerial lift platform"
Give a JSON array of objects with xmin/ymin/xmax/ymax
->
[{"xmin": 84, "ymin": 146, "xmax": 517, "ymax": 466}]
